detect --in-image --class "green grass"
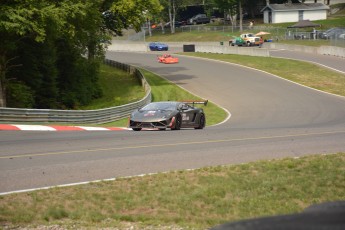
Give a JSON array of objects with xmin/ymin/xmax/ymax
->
[
  {"xmin": 79, "ymin": 64, "xmax": 145, "ymax": 110},
  {"xmin": 1, "ymin": 153, "xmax": 344, "ymax": 229}
]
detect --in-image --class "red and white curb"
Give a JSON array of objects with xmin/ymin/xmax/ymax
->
[{"xmin": 0, "ymin": 124, "xmax": 130, "ymax": 131}]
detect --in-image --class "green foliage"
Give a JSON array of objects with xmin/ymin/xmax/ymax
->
[
  {"xmin": 11, "ymin": 37, "xmax": 59, "ymax": 109},
  {"xmin": 109, "ymin": 0, "xmax": 163, "ymax": 33},
  {"xmin": 0, "ymin": 0, "xmax": 162, "ymax": 109},
  {"xmin": 55, "ymin": 39, "xmax": 103, "ymax": 109},
  {"xmin": 6, "ymin": 81, "xmax": 34, "ymax": 108}
]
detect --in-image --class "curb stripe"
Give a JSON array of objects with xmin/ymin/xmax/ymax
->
[
  {"xmin": 75, "ymin": 126, "xmax": 110, "ymax": 131},
  {"xmin": 0, "ymin": 124, "xmax": 21, "ymax": 131},
  {"xmin": 107, "ymin": 127, "xmax": 131, "ymax": 131},
  {"xmin": 0, "ymin": 124, "xmax": 129, "ymax": 131},
  {"xmin": 49, "ymin": 125, "xmax": 85, "ymax": 131},
  {"xmin": 12, "ymin": 125, "xmax": 56, "ymax": 131}
]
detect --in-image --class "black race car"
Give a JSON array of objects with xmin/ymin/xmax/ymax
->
[{"xmin": 128, "ymin": 101, "xmax": 207, "ymax": 131}]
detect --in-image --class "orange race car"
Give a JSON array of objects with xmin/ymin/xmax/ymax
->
[{"xmin": 157, "ymin": 54, "xmax": 179, "ymax": 64}]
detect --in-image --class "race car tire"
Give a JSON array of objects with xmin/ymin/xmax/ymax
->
[
  {"xmin": 132, "ymin": 128, "xmax": 142, "ymax": 131},
  {"xmin": 171, "ymin": 114, "xmax": 181, "ymax": 130},
  {"xmin": 195, "ymin": 114, "xmax": 205, "ymax": 129},
  {"xmin": 159, "ymin": 128, "xmax": 166, "ymax": 131}
]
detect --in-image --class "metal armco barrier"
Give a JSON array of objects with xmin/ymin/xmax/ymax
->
[{"xmin": 0, "ymin": 59, "xmax": 151, "ymax": 124}]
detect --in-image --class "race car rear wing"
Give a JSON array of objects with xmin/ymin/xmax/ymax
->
[{"xmin": 180, "ymin": 100, "xmax": 208, "ymax": 106}]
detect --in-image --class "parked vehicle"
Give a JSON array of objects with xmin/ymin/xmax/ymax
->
[
  {"xmin": 240, "ymin": 33, "xmax": 261, "ymax": 46},
  {"xmin": 164, "ymin": 21, "xmax": 183, "ymax": 28},
  {"xmin": 188, "ymin": 14, "xmax": 210, "ymax": 25},
  {"xmin": 319, "ymin": 27, "xmax": 345, "ymax": 39},
  {"xmin": 229, "ymin": 37, "xmax": 245, "ymax": 46}
]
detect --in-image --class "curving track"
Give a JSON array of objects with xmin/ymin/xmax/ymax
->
[{"xmin": 1, "ymin": 50, "xmax": 345, "ymax": 194}]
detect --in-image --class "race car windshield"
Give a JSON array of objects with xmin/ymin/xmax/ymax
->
[{"xmin": 141, "ymin": 102, "xmax": 177, "ymax": 111}]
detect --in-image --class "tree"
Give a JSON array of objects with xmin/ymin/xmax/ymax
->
[
  {"xmin": 158, "ymin": 0, "xmax": 183, "ymax": 34},
  {"xmin": 0, "ymin": 0, "xmax": 65, "ymax": 107},
  {"xmin": 159, "ymin": 0, "xmax": 212, "ymax": 34},
  {"xmin": 0, "ymin": 0, "xmax": 162, "ymax": 108},
  {"xmin": 212, "ymin": 0, "xmax": 238, "ymax": 26},
  {"xmin": 1, "ymin": 0, "xmax": 88, "ymax": 107},
  {"xmin": 109, "ymin": 0, "xmax": 162, "ymax": 32}
]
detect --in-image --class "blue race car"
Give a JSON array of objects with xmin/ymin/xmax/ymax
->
[{"xmin": 149, "ymin": 42, "xmax": 169, "ymax": 51}]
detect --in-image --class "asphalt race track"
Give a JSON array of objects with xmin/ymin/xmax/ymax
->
[{"xmin": 1, "ymin": 50, "xmax": 345, "ymax": 194}]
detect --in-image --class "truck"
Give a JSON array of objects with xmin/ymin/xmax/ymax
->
[
  {"xmin": 229, "ymin": 36, "xmax": 245, "ymax": 46},
  {"xmin": 239, "ymin": 33, "xmax": 261, "ymax": 46}
]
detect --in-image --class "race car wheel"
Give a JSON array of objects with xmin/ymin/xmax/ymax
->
[
  {"xmin": 132, "ymin": 128, "xmax": 142, "ymax": 131},
  {"xmin": 159, "ymin": 128, "xmax": 166, "ymax": 131},
  {"xmin": 195, "ymin": 114, "xmax": 205, "ymax": 129},
  {"xmin": 171, "ymin": 114, "xmax": 181, "ymax": 130}
]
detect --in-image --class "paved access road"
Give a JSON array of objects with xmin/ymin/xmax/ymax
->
[{"xmin": 1, "ymin": 51, "xmax": 345, "ymax": 194}]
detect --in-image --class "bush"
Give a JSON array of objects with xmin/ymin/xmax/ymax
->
[{"xmin": 6, "ymin": 81, "xmax": 35, "ymax": 108}]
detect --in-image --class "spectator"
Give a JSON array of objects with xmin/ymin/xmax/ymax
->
[
  {"xmin": 259, "ymin": 36, "xmax": 263, "ymax": 48},
  {"xmin": 249, "ymin": 21, "xmax": 254, "ymax": 29}
]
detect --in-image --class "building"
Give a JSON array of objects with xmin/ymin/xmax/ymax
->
[{"xmin": 261, "ymin": 3, "xmax": 330, "ymax": 24}]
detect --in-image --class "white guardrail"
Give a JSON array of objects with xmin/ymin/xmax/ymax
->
[{"xmin": 0, "ymin": 59, "xmax": 151, "ymax": 124}]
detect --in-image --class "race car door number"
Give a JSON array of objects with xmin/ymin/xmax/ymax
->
[{"xmin": 182, "ymin": 113, "xmax": 189, "ymax": 121}]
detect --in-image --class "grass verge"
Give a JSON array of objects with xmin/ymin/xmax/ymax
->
[{"xmin": 1, "ymin": 153, "xmax": 344, "ymax": 229}]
